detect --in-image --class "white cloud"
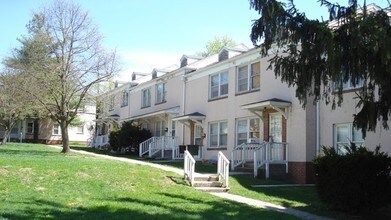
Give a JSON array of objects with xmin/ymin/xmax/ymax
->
[{"xmin": 115, "ymin": 50, "xmax": 182, "ymax": 82}]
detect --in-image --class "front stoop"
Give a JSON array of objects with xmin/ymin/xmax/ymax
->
[{"xmin": 193, "ymin": 175, "xmax": 229, "ymax": 193}]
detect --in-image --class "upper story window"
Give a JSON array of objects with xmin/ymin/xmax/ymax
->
[
  {"xmin": 334, "ymin": 123, "xmax": 364, "ymax": 154},
  {"xmin": 209, "ymin": 121, "xmax": 228, "ymax": 148},
  {"xmin": 77, "ymin": 126, "xmax": 84, "ymax": 134},
  {"xmin": 156, "ymin": 83, "xmax": 166, "ymax": 104},
  {"xmin": 210, "ymin": 71, "xmax": 228, "ymax": 99},
  {"xmin": 237, "ymin": 62, "xmax": 260, "ymax": 93},
  {"xmin": 108, "ymin": 96, "xmax": 114, "ymax": 111},
  {"xmin": 121, "ymin": 91, "xmax": 129, "ymax": 107},
  {"xmin": 141, "ymin": 88, "xmax": 151, "ymax": 108}
]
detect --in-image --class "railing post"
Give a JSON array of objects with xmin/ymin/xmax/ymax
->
[{"xmin": 265, "ymin": 142, "xmax": 269, "ymax": 179}]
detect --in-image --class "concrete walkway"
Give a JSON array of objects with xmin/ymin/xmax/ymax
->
[{"xmin": 50, "ymin": 146, "xmax": 333, "ymax": 220}]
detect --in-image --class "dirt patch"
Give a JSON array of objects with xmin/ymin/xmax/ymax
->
[
  {"xmin": 0, "ymin": 168, "xmax": 9, "ymax": 176},
  {"xmin": 76, "ymin": 172, "xmax": 91, "ymax": 179}
]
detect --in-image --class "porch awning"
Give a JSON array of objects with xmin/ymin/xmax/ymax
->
[
  {"xmin": 172, "ymin": 112, "xmax": 206, "ymax": 127},
  {"xmin": 241, "ymin": 98, "xmax": 291, "ymax": 119},
  {"xmin": 94, "ymin": 114, "xmax": 120, "ymax": 124},
  {"xmin": 120, "ymin": 106, "xmax": 180, "ymax": 122}
]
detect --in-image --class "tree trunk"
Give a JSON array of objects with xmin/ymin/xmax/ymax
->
[
  {"xmin": 60, "ymin": 122, "xmax": 70, "ymax": 153},
  {"xmin": 1, "ymin": 128, "xmax": 10, "ymax": 145}
]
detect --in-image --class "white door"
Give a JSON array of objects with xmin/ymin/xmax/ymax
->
[{"xmin": 269, "ymin": 114, "xmax": 283, "ymax": 160}]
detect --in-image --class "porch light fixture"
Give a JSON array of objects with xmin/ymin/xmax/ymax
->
[
  {"xmin": 202, "ymin": 133, "xmax": 206, "ymax": 138},
  {"xmin": 164, "ymin": 127, "xmax": 168, "ymax": 132}
]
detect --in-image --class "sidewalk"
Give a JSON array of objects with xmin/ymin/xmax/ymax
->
[{"xmin": 50, "ymin": 146, "xmax": 333, "ymax": 220}]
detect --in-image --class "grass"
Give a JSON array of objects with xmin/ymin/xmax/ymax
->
[
  {"xmin": 0, "ymin": 143, "xmax": 298, "ymax": 220},
  {"xmin": 67, "ymin": 144, "xmax": 391, "ymax": 219}
]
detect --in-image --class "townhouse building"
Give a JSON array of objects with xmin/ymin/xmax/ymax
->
[
  {"xmin": 95, "ymin": 44, "xmax": 391, "ymax": 184},
  {"xmin": 0, "ymin": 104, "xmax": 96, "ymax": 144}
]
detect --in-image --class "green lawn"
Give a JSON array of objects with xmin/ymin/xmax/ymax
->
[{"xmin": 0, "ymin": 143, "xmax": 298, "ymax": 220}]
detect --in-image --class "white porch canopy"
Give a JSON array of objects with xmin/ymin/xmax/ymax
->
[
  {"xmin": 121, "ymin": 106, "xmax": 180, "ymax": 122},
  {"xmin": 94, "ymin": 114, "xmax": 120, "ymax": 124},
  {"xmin": 241, "ymin": 98, "xmax": 291, "ymax": 120},
  {"xmin": 172, "ymin": 112, "xmax": 206, "ymax": 128}
]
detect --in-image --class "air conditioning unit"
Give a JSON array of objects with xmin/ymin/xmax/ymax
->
[{"xmin": 247, "ymin": 138, "xmax": 260, "ymax": 144}]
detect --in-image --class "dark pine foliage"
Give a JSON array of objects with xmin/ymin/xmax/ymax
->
[
  {"xmin": 313, "ymin": 144, "xmax": 391, "ymax": 213},
  {"xmin": 250, "ymin": 0, "xmax": 391, "ymax": 137},
  {"xmin": 109, "ymin": 121, "xmax": 152, "ymax": 154}
]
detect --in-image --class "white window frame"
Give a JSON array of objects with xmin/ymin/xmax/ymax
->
[
  {"xmin": 194, "ymin": 124, "xmax": 202, "ymax": 146},
  {"xmin": 208, "ymin": 121, "xmax": 228, "ymax": 148},
  {"xmin": 121, "ymin": 91, "xmax": 129, "ymax": 107},
  {"xmin": 141, "ymin": 88, "xmax": 151, "ymax": 108},
  {"xmin": 237, "ymin": 62, "xmax": 260, "ymax": 93},
  {"xmin": 236, "ymin": 118, "xmax": 261, "ymax": 145},
  {"xmin": 171, "ymin": 121, "xmax": 176, "ymax": 137},
  {"xmin": 108, "ymin": 96, "xmax": 115, "ymax": 111},
  {"xmin": 155, "ymin": 83, "xmax": 166, "ymax": 104},
  {"xmin": 155, "ymin": 120, "xmax": 165, "ymax": 137},
  {"xmin": 77, "ymin": 126, "xmax": 84, "ymax": 134},
  {"xmin": 210, "ymin": 71, "xmax": 228, "ymax": 99},
  {"xmin": 334, "ymin": 123, "xmax": 364, "ymax": 153},
  {"xmin": 334, "ymin": 77, "xmax": 364, "ymax": 91},
  {"xmin": 52, "ymin": 124, "xmax": 61, "ymax": 135}
]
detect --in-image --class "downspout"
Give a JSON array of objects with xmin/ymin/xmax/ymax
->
[
  {"xmin": 316, "ymin": 100, "xmax": 320, "ymax": 156},
  {"xmin": 181, "ymin": 74, "xmax": 187, "ymax": 145}
]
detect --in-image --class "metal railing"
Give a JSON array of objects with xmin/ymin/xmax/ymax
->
[
  {"xmin": 139, "ymin": 137, "xmax": 154, "ymax": 157},
  {"xmin": 253, "ymin": 142, "xmax": 268, "ymax": 177},
  {"xmin": 184, "ymin": 150, "xmax": 196, "ymax": 186},
  {"xmin": 217, "ymin": 151, "xmax": 230, "ymax": 188}
]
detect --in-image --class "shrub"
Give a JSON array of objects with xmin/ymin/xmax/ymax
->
[
  {"xmin": 109, "ymin": 121, "xmax": 152, "ymax": 154},
  {"xmin": 313, "ymin": 144, "xmax": 391, "ymax": 213}
]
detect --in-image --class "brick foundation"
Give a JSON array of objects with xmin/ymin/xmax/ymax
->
[{"xmin": 288, "ymin": 162, "xmax": 315, "ymax": 184}]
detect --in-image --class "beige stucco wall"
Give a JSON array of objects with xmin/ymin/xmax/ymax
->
[
  {"xmin": 319, "ymin": 92, "xmax": 391, "ymax": 154},
  {"xmin": 183, "ymin": 51, "xmax": 314, "ymax": 162}
]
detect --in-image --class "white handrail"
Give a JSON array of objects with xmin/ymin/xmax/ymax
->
[
  {"xmin": 253, "ymin": 142, "xmax": 289, "ymax": 178},
  {"xmin": 139, "ymin": 137, "xmax": 154, "ymax": 157},
  {"xmin": 253, "ymin": 142, "xmax": 268, "ymax": 177},
  {"xmin": 218, "ymin": 151, "xmax": 230, "ymax": 188},
  {"xmin": 231, "ymin": 143, "xmax": 263, "ymax": 170},
  {"xmin": 184, "ymin": 150, "xmax": 196, "ymax": 186}
]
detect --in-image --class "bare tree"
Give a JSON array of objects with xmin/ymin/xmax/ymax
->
[{"xmin": 5, "ymin": 0, "xmax": 118, "ymax": 152}]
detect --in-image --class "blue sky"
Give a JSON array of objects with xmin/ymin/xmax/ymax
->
[{"xmin": 0, "ymin": 0, "xmax": 388, "ymax": 80}]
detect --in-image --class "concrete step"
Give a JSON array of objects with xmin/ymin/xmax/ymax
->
[
  {"xmin": 194, "ymin": 175, "xmax": 219, "ymax": 182},
  {"xmin": 193, "ymin": 181, "xmax": 222, "ymax": 187},
  {"xmin": 195, "ymin": 187, "xmax": 229, "ymax": 193}
]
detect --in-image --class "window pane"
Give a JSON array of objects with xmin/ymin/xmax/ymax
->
[
  {"xmin": 211, "ymin": 86, "xmax": 219, "ymax": 98},
  {"xmin": 210, "ymin": 123, "xmax": 218, "ymax": 135},
  {"xmin": 220, "ymin": 134, "xmax": 227, "ymax": 145},
  {"xmin": 352, "ymin": 127, "xmax": 364, "ymax": 142},
  {"xmin": 220, "ymin": 122, "xmax": 227, "ymax": 134},
  {"xmin": 238, "ymin": 78, "xmax": 248, "ymax": 92},
  {"xmin": 336, "ymin": 125, "xmax": 349, "ymax": 142},
  {"xmin": 211, "ymin": 75, "xmax": 219, "ymax": 87},
  {"xmin": 237, "ymin": 120, "xmax": 247, "ymax": 133},
  {"xmin": 220, "ymin": 72, "xmax": 228, "ymax": 84},
  {"xmin": 210, "ymin": 135, "xmax": 218, "ymax": 146},
  {"xmin": 220, "ymin": 84, "xmax": 228, "ymax": 95}
]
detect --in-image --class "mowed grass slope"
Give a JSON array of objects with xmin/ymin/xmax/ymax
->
[{"xmin": 0, "ymin": 143, "xmax": 298, "ymax": 220}]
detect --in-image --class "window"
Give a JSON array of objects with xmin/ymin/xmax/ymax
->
[
  {"xmin": 334, "ymin": 77, "xmax": 364, "ymax": 91},
  {"xmin": 209, "ymin": 121, "xmax": 228, "ymax": 148},
  {"xmin": 194, "ymin": 125, "xmax": 202, "ymax": 145},
  {"xmin": 334, "ymin": 123, "xmax": 364, "ymax": 153},
  {"xmin": 237, "ymin": 62, "xmax": 260, "ymax": 93},
  {"xmin": 27, "ymin": 122, "xmax": 34, "ymax": 134},
  {"xmin": 155, "ymin": 120, "xmax": 165, "ymax": 137},
  {"xmin": 236, "ymin": 118, "xmax": 260, "ymax": 145},
  {"xmin": 142, "ymin": 88, "xmax": 151, "ymax": 108},
  {"xmin": 108, "ymin": 96, "xmax": 114, "ymax": 111},
  {"xmin": 121, "ymin": 91, "xmax": 129, "ymax": 107},
  {"xmin": 156, "ymin": 83, "xmax": 166, "ymax": 104},
  {"xmin": 171, "ymin": 121, "xmax": 176, "ymax": 137},
  {"xmin": 77, "ymin": 126, "xmax": 84, "ymax": 134},
  {"xmin": 53, "ymin": 124, "xmax": 61, "ymax": 135},
  {"xmin": 210, "ymin": 72, "xmax": 228, "ymax": 99}
]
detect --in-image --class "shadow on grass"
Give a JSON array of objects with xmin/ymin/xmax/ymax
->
[
  {"xmin": 0, "ymin": 147, "xmax": 60, "ymax": 157},
  {"xmin": 2, "ymin": 195, "xmax": 298, "ymax": 220}
]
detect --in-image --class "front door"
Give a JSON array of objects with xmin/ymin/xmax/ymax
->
[
  {"xmin": 269, "ymin": 114, "xmax": 282, "ymax": 142},
  {"xmin": 269, "ymin": 113, "xmax": 283, "ymax": 160}
]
